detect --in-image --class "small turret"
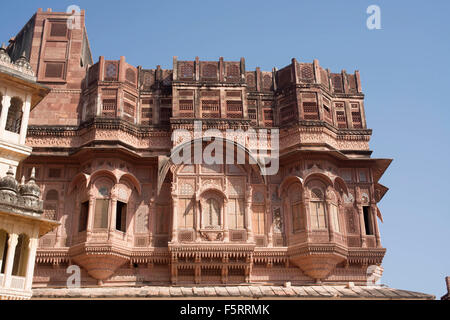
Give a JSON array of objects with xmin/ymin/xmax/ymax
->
[
  {"xmin": 0, "ymin": 166, "xmax": 19, "ymax": 194},
  {"xmin": 19, "ymin": 167, "xmax": 41, "ymax": 200},
  {"xmin": 0, "ymin": 43, "xmax": 11, "ymax": 64}
]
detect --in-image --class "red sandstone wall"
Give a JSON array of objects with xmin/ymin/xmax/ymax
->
[{"xmin": 26, "ymin": 9, "xmax": 90, "ymax": 126}]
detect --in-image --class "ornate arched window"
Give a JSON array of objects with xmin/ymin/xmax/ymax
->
[
  {"xmin": 12, "ymin": 234, "xmax": 29, "ymax": 277},
  {"xmin": 289, "ymin": 183, "xmax": 304, "ymax": 232},
  {"xmin": 93, "ymin": 182, "xmax": 111, "ymax": 230},
  {"xmin": 203, "ymin": 198, "xmax": 220, "ymax": 229},
  {"xmin": 5, "ymin": 97, "xmax": 23, "ymax": 133},
  {"xmin": 309, "ymin": 187, "xmax": 327, "ymax": 230}
]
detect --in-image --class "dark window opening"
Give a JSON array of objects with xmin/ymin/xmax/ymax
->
[
  {"xmin": 363, "ymin": 206, "xmax": 373, "ymax": 235},
  {"xmin": 1, "ymin": 233, "xmax": 9, "ymax": 274},
  {"xmin": 116, "ymin": 201, "xmax": 127, "ymax": 232},
  {"xmin": 79, "ymin": 201, "xmax": 89, "ymax": 232}
]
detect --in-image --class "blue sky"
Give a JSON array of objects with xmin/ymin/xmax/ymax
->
[{"xmin": 1, "ymin": 0, "xmax": 449, "ymax": 298}]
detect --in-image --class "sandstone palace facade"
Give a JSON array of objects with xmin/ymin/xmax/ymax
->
[{"xmin": 3, "ymin": 9, "xmax": 392, "ymax": 288}]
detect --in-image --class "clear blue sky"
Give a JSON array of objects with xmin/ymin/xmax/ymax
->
[{"xmin": 1, "ymin": 0, "xmax": 449, "ymax": 298}]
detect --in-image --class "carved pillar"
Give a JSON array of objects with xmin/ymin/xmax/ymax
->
[
  {"xmin": 325, "ymin": 190, "xmax": 335, "ymax": 242},
  {"xmin": 19, "ymin": 94, "xmax": 31, "ymax": 144},
  {"xmin": 303, "ymin": 189, "xmax": 311, "ymax": 242},
  {"xmin": 357, "ymin": 204, "xmax": 366, "ymax": 248},
  {"xmin": 283, "ymin": 198, "xmax": 291, "ymax": 239},
  {"xmin": 86, "ymin": 193, "xmax": 95, "ymax": 238},
  {"xmin": 338, "ymin": 198, "xmax": 344, "ymax": 236},
  {"xmin": 266, "ymin": 187, "xmax": 273, "ymax": 247},
  {"xmin": 171, "ymin": 195, "xmax": 179, "ymax": 242},
  {"xmin": 0, "ymin": 93, "xmax": 11, "ymax": 135},
  {"xmin": 371, "ymin": 202, "xmax": 381, "ymax": 247},
  {"xmin": 148, "ymin": 197, "xmax": 155, "ymax": 244},
  {"xmin": 24, "ymin": 238, "xmax": 39, "ymax": 290},
  {"xmin": 3, "ymin": 233, "xmax": 18, "ymax": 288},
  {"xmin": 245, "ymin": 187, "xmax": 253, "ymax": 242},
  {"xmin": 355, "ymin": 188, "xmax": 366, "ymax": 247},
  {"xmin": 109, "ymin": 197, "xmax": 118, "ymax": 237},
  {"xmin": 223, "ymin": 198, "xmax": 229, "ymax": 242}
]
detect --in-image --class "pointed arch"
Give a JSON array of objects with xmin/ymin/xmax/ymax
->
[
  {"xmin": 333, "ymin": 176, "xmax": 349, "ymax": 196},
  {"xmin": 89, "ymin": 169, "xmax": 118, "ymax": 187},
  {"xmin": 68, "ymin": 172, "xmax": 90, "ymax": 194},
  {"xmin": 304, "ymin": 172, "xmax": 334, "ymax": 188},
  {"xmin": 5, "ymin": 96, "xmax": 23, "ymax": 133},
  {"xmin": 199, "ymin": 187, "xmax": 228, "ymax": 201},
  {"xmin": 278, "ymin": 176, "xmax": 304, "ymax": 198},
  {"xmin": 118, "ymin": 172, "xmax": 142, "ymax": 196}
]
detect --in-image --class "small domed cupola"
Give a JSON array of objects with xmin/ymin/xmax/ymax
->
[
  {"xmin": 15, "ymin": 50, "xmax": 33, "ymax": 72},
  {"xmin": 0, "ymin": 43, "xmax": 11, "ymax": 64},
  {"xmin": 20, "ymin": 167, "xmax": 41, "ymax": 199},
  {"xmin": 0, "ymin": 166, "xmax": 19, "ymax": 194}
]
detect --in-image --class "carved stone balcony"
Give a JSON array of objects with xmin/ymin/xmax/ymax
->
[
  {"xmin": 168, "ymin": 243, "xmax": 255, "ymax": 285},
  {"xmin": 287, "ymin": 243, "xmax": 348, "ymax": 282},
  {"xmin": 68, "ymin": 231, "xmax": 132, "ymax": 283}
]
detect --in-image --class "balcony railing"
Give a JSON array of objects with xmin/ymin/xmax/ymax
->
[
  {"xmin": 10, "ymin": 276, "xmax": 25, "ymax": 290},
  {"xmin": 0, "ymin": 273, "xmax": 26, "ymax": 290}
]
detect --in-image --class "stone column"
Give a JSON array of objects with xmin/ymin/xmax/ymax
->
[
  {"xmin": 337, "ymin": 199, "xmax": 344, "ymax": 234},
  {"xmin": 109, "ymin": 197, "xmax": 118, "ymax": 236},
  {"xmin": 371, "ymin": 202, "xmax": 381, "ymax": 247},
  {"xmin": 325, "ymin": 196, "xmax": 335, "ymax": 242},
  {"xmin": 355, "ymin": 187, "xmax": 366, "ymax": 247},
  {"xmin": 19, "ymin": 94, "xmax": 31, "ymax": 144},
  {"xmin": 266, "ymin": 188, "xmax": 273, "ymax": 247},
  {"xmin": 148, "ymin": 197, "xmax": 155, "ymax": 244},
  {"xmin": 223, "ymin": 198, "xmax": 229, "ymax": 242},
  {"xmin": 55, "ymin": 200, "xmax": 63, "ymax": 246},
  {"xmin": 0, "ymin": 93, "xmax": 11, "ymax": 134},
  {"xmin": 3, "ymin": 233, "xmax": 18, "ymax": 288},
  {"xmin": 303, "ymin": 189, "xmax": 311, "ymax": 241},
  {"xmin": 86, "ymin": 196, "xmax": 95, "ymax": 236},
  {"xmin": 24, "ymin": 238, "xmax": 38, "ymax": 290},
  {"xmin": 283, "ymin": 199, "xmax": 291, "ymax": 237},
  {"xmin": 357, "ymin": 204, "xmax": 367, "ymax": 247},
  {"xmin": 171, "ymin": 195, "xmax": 178, "ymax": 242},
  {"xmin": 245, "ymin": 188, "xmax": 254, "ymax": 242}
]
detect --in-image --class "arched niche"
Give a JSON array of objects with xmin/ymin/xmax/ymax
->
[{"xmin": 5, "ymin": 96, "xmax": 23, "ymax": 133}]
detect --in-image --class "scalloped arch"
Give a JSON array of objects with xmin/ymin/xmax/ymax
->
[{"xmin": 118, "ymin": 172, "xmax": 142, "ymax": 195}]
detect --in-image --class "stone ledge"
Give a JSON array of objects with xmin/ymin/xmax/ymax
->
[{"xmin": 32, "ymin": 285, "xmax": 435, "ymax": 300}]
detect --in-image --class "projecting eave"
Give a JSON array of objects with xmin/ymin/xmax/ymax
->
[
  {"xmin": 279, "ymin": 148, "xmax": 392, "ymax": 180},
  {"xmin": 0, "ymin": 208, "xmax": 59, "ymax": 237},
  {"xmin": 280, "ymin": 148, "xmax": 352, "ymax": 162},
  {"xmin": 0, "ymin": 68, "xmax": 50, "ymax": 109},
  {"xmin": 375, "ymin": 182, "xmax": 389, "ymax": 201},
  {"xmin": 367, "ymin": 158, "xmax": 392, "ymax": 183}
]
